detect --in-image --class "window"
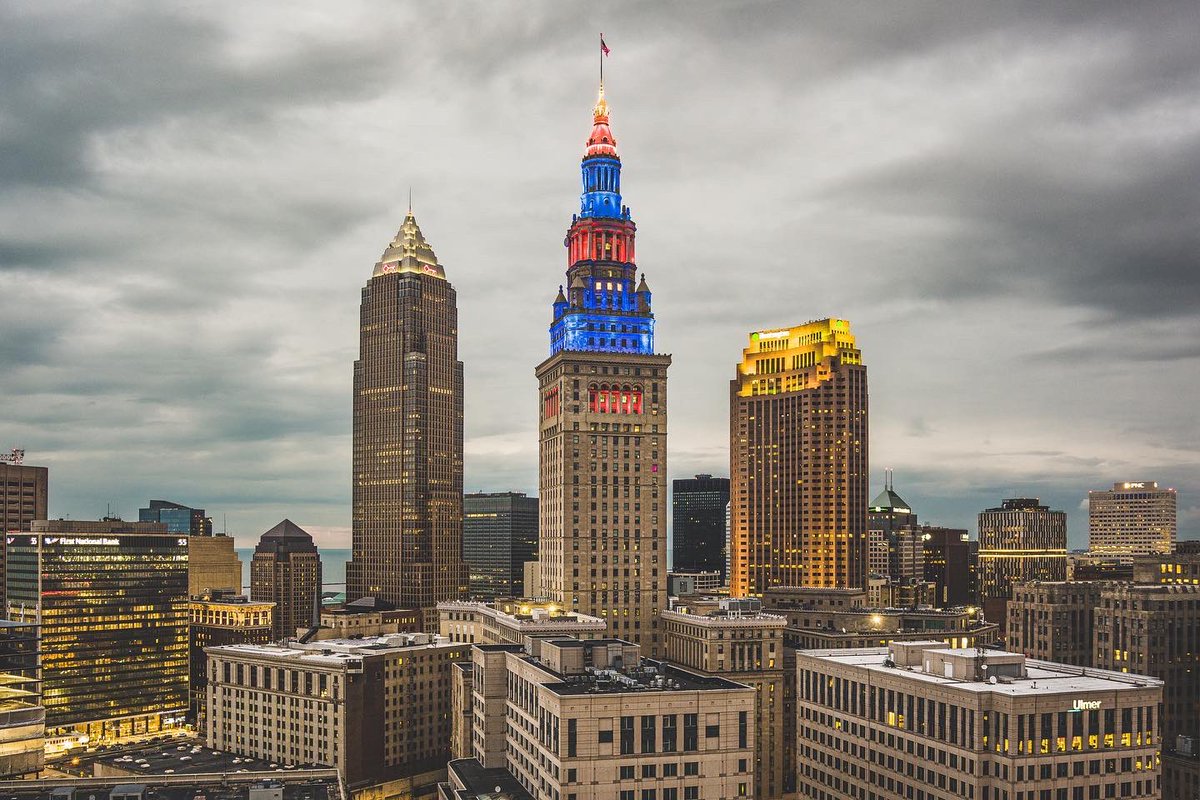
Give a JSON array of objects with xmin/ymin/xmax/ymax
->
[
  {"xmin": 739, "ymin": 710, "xmax": 748, "ymax": 748},
  {"xmin": 642, "ymin": 764, "xmax": 656, "ymax": 778},
  {"xmin": 663, "ymin": 763, "xmax": 678, "ymax": 777},
  {"xmin": 621, "ymin": 792, "xmax": 635, "ymax": 800},
  {"xmin": 684, "ymin": 761, "xmax": 699, "ymax": 776},
  {"xmin": 620, "ymin": 765, "xmax": 635, "ymax": 780},
  {"xmin": 621, "ymin": 716, "xmax": 635, "ymax": 755},
  {"xmin": 642, "ymin": 715, "xmax": 657, "ymax": 753},
  {"xmin": 684, "ymin": 714, "xmax": 698, "ymax": 751},
  {"xmin": 599, "ymin": 729, "xmax": 613, "ymax": 743},
  {"xmin": 684, "ymin": 788, "xmax": 699, "ymax": 800},
  {"xmin": 641, "ymin": 792, "xmax": 656, "ymax": 800},
  {"xmin": 567, "ymin": 769, "xmax": 577, "ymax": 783},
  {"xmin": 706, "ymin": 724, "xmax": 720, "ymax": 739},
  {"xmin": 662, "ymin": 714, "xmax": 678, "ymax": 752},
  {"xmin": 568, "ymin": 718, "xmax": 577, "ymax": 757}
]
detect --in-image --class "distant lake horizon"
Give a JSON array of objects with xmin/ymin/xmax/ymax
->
[{"xmin": 236, "ymin": 547, "xmax": 350, "ymax": 594}]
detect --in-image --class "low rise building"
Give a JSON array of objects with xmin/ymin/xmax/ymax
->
[
  {"xmin": 796, "ymin": 642, "xmax": 1163, "ymax": 800},
  {"xmin": 466, "ymin": 637, "xmax": 756, "ymax": 800},
  {"xmin": 309, "ymin": 596, "xmax": 421, "ymax": 640},
  {"xmin": 1006, "ymin": 581, "xmax": 1115, "ymax": 666},
  {"xmin": 1066, "ymin": 554, "xmax": 1134, "ymax": 582},
  {"xmin": 662, "ymin": 599, "xmax": 787, "ymax": 798},
  {"xmin": 667, "ymin": 570, "xmax": 723, "ymax": 597},
  {"xmin": 206, "ymin": 633, "xmax": 469, "ymax": 796},
  {"xmin": 189, "ymin": 591, "xmax": 273, "ymax": 724},
  {"xmin": 1131, "ymin": 553, "xmax": 1200, "ymax": 586},
  {"xmin": 437, "ymin": 599, "xmax": 606, "ymax": 646}
]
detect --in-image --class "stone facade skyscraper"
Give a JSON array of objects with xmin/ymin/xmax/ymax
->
[
  {"xmin": 977, "ymin": 498, "xmax": 1067, "ymax": 628},
  {"xmin": 347, "ymin": 212, "xmax": 468, "ymax": 622},
  {"xmin": 536, "ymin": 83, "xmax": 670, "ymax": 657},
  {"xmin": 1088, "ymin": 480, "xmax": 1177, "ymax": 556},
  {"xmin": 729, "ymin": 319, "xmax": 869, "ymax": 596}
]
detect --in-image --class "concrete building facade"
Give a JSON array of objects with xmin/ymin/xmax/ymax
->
[
  {"xmin": 437, "ymin": 599, "xmax": 606, "ymax": 646},
  {"xmin": 796, "ymin": 642, "xmax": 1163, "ymax": 800},
  {"xmin": 188, "ymin": 590, "xmax": 273, "ymax": 723},
  {"xmin": 250, "ymin": 519, "xmax": 321, "ymax": 640},
  {"xmin": 1006, "ymin": 581, "xmax": 1113, "ymax": 667},
  {"xmin": 537, "ymin": 86, "xmax": 670, "ymax": 658},
  {"xmin": 1089, "ymin": 481, "xmax": 1176, "ymax": 557},
  {"xmin": 466, "ymin": 637, "xmax": 756, "ymax": 800},
  {"xmin": 662, "ymin": 599, "xmax": 788, "ymax": 799},
  {"xmin": 206, "ymin": 633, "xmax": 469, "ymax": 795}
]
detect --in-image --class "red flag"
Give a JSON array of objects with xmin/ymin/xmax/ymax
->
[{"xmin": 601, "ymin": 36, "xmax": 610, "ymax": 56}]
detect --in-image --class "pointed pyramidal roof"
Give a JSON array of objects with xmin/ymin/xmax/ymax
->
[
  {"xmin": 869, "ymin": 487, "xmax": 912, "ymax": 514},
  {"xmin": 255, "ymin": 518, "xmax": 318, "ymax": 555},
  {"xmin": 372, "ymin": 210, "xmax": 445, "ymax": 280}
]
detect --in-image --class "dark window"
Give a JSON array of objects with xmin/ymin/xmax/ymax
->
[
  {"xmin": 739, "ymin": 710, "xmax": 748, "ymax": 748},
  {"xmin": 620, "ymin": 765, "xmax": 635, "ymax": 780},
  {"xmin": 642, "ymin": 715, "xmax": 656, "ymax": 753},
  {"xmin": 598, "ymin": 729, "xmax": 613, "ymax": 744},
  {"xmin": 705, "ymin": 724, "xmax": 720, "ymax": 738},
  {"xmin": 684, "ymin": 714, "xmax": 698, "ymax": 751},
  {"xmin": 568, "ymin": 718, "xmax": 577, "ymax": 757},
  {"xmin": 621, "ymin": 716, "xmax": 635, "ymax": 755},
  {"xmin": 662, "ymin": 714, "xmax": 678, "ymax": 752}
]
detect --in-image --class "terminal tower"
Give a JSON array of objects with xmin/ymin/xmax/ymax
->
[{"xmin": 535, "ymin": 83, "xmax": 670, "ymax": 657}]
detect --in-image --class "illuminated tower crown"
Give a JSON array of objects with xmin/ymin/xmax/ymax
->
[{"xmin": 550, "ymin": 83, "xmax": 655, "ymax": 355}]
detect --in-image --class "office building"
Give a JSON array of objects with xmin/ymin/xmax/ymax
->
[
  {"xmin": 0, "ymin": 460, "xmax": 48, "ymax": 611},
  {"xmin": 250, "ymin": 519, "xmax": 321, "ymax": 640},
  {"xmin": 1164, "ymin": 743, "xmax": 1200, "ymax": 800},
  {"xmin": 868, "ymin": 472, "xmax": 923, "ymax": 582},
  {"xmin": 464, "ymin": 637, "xmax": 756, "ymax": 800},
  {"xmin": 309, "ymin": 596, "xmax": 421, "ymax": 641},
  {"xmin": 1006, "ymin": 581, "xmax": 1114, "ymax": 666},
  {"xmin": 463, "ymin": 492, "xmax": 538, "ymax": 600},
  {"xmin": 188, "ymin": 590, "xmax": 273, "ymax": 723},
  {"xmin": 138, "ymin": 499, "xmax": 212, "ymax": 536},
  {"xmin": 662, "ymin": 599, "xmax": 788, "ymax": 798},
  {"xmin": 6, "ymin": 520, "xmax": 188, "ymax": 742},
  {"xmin": 1067, "ymin": 554, "xmax": 1134, "ymax": 582},
  {"xmin": 730, "ymin": 318, "xmax": 868, "ymax": 596},
  {"xmin": 440, "ymin": 759, "xmax": 535, "ymax": 800},
  {"xmin": 0, "ymin": 620, "xmax": 43, "ymax": 777},
  {"xmin": 796, "ymin": 642, "xmax": 1163, "ymax": 800},
  {"xmin": 921, "ymin": 526, "xmax": 978, "ymax": 608},
  {"xmin": 347, "ymin": 209, "xmax": 468, "ymax": 621},
  {"xmin": 206, "ymin": 633, "xmax": 468, "ymax": 794},
  {"xmin": 1089, "ymin": 481, "xmax": 1176, "ymax": 556},
  {"xmin": 0, "ymin": 461, "xmax": 47, "ymax": 534},
  {"xmin": 761, "ymin": 589, "xmax": 997, "ymax": 650},
  {"xmin": 978, "ymin": 498, "xmax": 1067, "ymax": 628},
  {"xmin": 437, "ymin": 598, "xmax": 605, "ymax": 646},
  {"xmin": 1094, "ymin": 584, "xmax": 1200, "ymax": 744},
  {"xmin": 1131, "ymin": 552, "xmax": 1200, "ymax": 585},
  {"xmin": 672, "ymin": 475, "xmax": 730, "ymax": 578},
  {"xmin": 536, "ymin": 82, "xmax": 670, "ymax": 657},
  {"xmin": 667, "ymin": 570, "xmax": 723, "ymax": 597}
]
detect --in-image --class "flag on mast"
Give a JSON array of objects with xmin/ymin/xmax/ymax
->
[{"xmin": 601, "ymin": 35, "xmax": 611, "ymax": 56}]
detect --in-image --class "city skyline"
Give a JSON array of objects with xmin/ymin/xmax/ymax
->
[{"xmin": 3, "ymin": 4, "xmax": 1199, "ymax": 548}]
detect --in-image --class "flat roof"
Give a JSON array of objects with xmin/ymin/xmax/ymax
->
[
  {"xmin": 95, "ymin": 743, "xmax": 281, "ymax": 774},
  {"xmin": 207, "ymin": 633, "xmax": 457, "ymax": 665},
  {"xmin": 528, "ymin": 657, "xmax": 750, "ymax": 696},
  {"xmin": 799, "ymin": 647, "xmax": 1163, "ymax": 697},
  {"xmin": 448, "ymin": 757, "xmax": 535, "ymax": 800}
]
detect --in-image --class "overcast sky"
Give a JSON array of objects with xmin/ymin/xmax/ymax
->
[{"xmin": 2, "ymin": 2, "xmax": 1198, "ymax": 550}]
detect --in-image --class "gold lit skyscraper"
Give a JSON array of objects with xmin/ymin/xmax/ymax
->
[
  {"xmin": 347, "ymin": 212, "xmax": 468, "ymax": 622},
  {"xmin": 729, "ymin": 319, "xmax": 868, "ymax": 596}
]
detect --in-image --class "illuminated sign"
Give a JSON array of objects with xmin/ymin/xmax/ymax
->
[
  {"xmin": 755, "ymin": 330, "xmax": 790, "ymax": 340},
  {"xmin": 56, "ymin": 537, "xmax": 119, "ymax": 547},
  {"xmin": 1121, "ymin": 482, "xmax": 1146, "ymax": 490},
  {"xmin": 1072, "ymin": 699, "xmax": 1102, "ymax": 711}
]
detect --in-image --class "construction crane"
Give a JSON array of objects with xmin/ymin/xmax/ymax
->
[{"xmin": 0, "ymin": 448, "xmax": 25, "ymax": 466}]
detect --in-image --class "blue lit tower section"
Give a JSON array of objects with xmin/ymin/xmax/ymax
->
[
  {"xmin": 549, "ymin": 84, "xmax": 655, "ymax": 357},
  {"xmin": 536, "ymin": 83, "xmax": 671, "ymax": 659}
]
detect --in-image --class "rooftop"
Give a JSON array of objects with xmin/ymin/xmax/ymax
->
[
  {"xmin": 94, "ymin": 743, "xmax": 279, "ymax": 774},
  {"xmin": 445, "ymin": 758, "xmax": 535, "ymax": 800},
  {"xmin": 207, "ymin": 633, "xmax": 456, "ymax": 665},
  {"xmin": 528, "ymin": 656, "xmax": 749, "ymax": 696},
  {"xmin": 800, "ymin": 644, "xmax": 1162, "ymax": 697}
]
